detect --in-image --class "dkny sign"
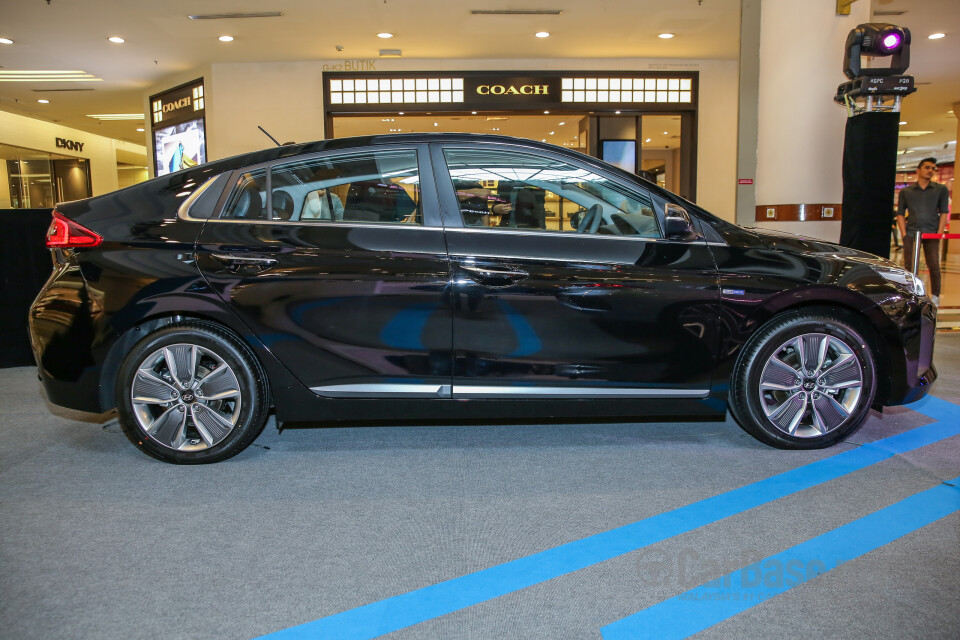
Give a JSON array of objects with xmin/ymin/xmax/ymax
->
[{"xmin": 55, "ymin": 137, "xmax": 85, "ymax": 152}]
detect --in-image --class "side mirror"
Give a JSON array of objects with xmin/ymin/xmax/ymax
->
[{"xmin": 663, "ymin": 203, "xmax": 698, "ymax": 241}]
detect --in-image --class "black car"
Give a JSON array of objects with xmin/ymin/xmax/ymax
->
[{"xmin": 29, "ymin": 134, "xmax": 937, "ymax": 463}]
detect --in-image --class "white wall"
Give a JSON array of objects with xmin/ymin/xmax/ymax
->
[
  {"xmin": 0, "ymin": 110, "xmax": 148, "ymax": 199},
  {"xmin": 755, "ymin": 0, "xmax": 870, "ymax": 206},
  {"xmin": 150, "ymin": 57, "xmax": 739, "ymax": 221}
]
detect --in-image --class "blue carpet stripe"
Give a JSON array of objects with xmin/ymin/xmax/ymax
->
[
  {"xmin": 254, "ymin": 395, "xmax": 960, "ymax": 640},
  {"xmin": 601, "ymin": 475, "xmax": 960, "ymax": 640}
]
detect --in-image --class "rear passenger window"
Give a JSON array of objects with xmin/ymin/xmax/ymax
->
[{"xmin": 268, "ymin": 149, "xmax": 422, "ymax": 224}]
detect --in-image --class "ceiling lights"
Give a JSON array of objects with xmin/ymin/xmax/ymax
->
[
  {"xmin": 0, "ymin": 37, "xmax": 13, "ymax": 45},
  {"xmin": 928, "ymin": 33, "xmax": 946, "ymax": 39},
  {"xmin": 108, "ymin": 36, "xmax": 125, "ymax": 44},
  {"xmin": 659, "ymin": 33, "xmax": 675, "ymax": 39},
  {"xmin": 37, "ymin": 99, "xmax": 49, "ymax": 104},
  {"xmin": 86, "ymin": 113, "xmax": 146, "ymax": 121},
  {"xmin": 0, "ymin": 70, "xmax": 101, "ymax": 82},
  {"xmin": 188, "ymin": 12, "xmax": 282, "ymax": 19},
  {"xmin": 471, "ymin": 9, "xmax": 562, "ymax": 15},
  {"xmin": 219, "ymin": 35, "xmax": 234, "ymax": 42},
  {"xmin": 535, "ymin": 32, "xmax": 550, "ymax": 38},
  {"xmin": 377, "ymin": 32, "xmax": 393, "ymax": 39}
]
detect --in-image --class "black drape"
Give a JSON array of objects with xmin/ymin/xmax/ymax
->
[
  {"xmin": 839, "ymin": 111, "xmax": 900, "ymax": 258},
  {"xmin": 1, "ymin": 209, "xmax": 53, "ymax": 367}
]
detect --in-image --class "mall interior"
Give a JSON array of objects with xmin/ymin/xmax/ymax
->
[{"xmin": 1, "ymin": 1, "xmax": 959, "ymax": 639}]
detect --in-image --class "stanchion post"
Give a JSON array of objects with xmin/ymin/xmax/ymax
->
[{"xmin": 912, "ymin": 230, "xmax": 922, "ymax": 274}]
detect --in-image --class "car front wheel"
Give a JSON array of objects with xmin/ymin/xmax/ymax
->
[
  {"xmin": 730, "ymin": 310, "xmax": 877, "ymax": 449},
  {"xmin": 116, "ymin": 323, "xmax": 269, "ymax": 464}
]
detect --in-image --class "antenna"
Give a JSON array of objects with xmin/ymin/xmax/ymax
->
[{"xmin": 258, "ymin": 125, "xmax": 282, "ymax": 147}]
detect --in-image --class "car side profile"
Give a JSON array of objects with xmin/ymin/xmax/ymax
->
[{"xmin": 29, "ymin": 133, "xmax": 937, "ymax": 463}]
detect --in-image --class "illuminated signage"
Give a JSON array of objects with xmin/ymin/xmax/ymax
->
[
  {"xmin": 150, "ymin": 80, "xmax": 205, "ymax": 125},
  {"xmin": 325, "ymin": 72, "xmax": 696, "ymax": 110},
  {"xmin": 476, "ymin": 84, "xmax": 550, "ymax": 96}
]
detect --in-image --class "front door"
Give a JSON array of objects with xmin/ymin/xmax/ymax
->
[{"xmin": 434, "ymin": 143, "xmax": 720, "ymax": 400}]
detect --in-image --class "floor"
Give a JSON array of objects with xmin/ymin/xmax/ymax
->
[{"xmin": 1, "ymin": 336, "xmax": 958, "ymax": 640}]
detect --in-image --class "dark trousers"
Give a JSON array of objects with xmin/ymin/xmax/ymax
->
[{"xmin": 903, "ymin": 235, "xmax": 942, "ymax": 296}]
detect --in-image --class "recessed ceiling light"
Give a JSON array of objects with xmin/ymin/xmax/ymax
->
[
  {"xmin": 37, "ymin": 99, "xmax": 49, "ymax": 104},
  {"xmin": 658, "ymin": 33, "xmax": 675, "ymax": 39},
  {"xmin": 219, "ymin": 35, "xmax": 234, "ymax": 42},
  {"xmin": 544, "ymin": 110, "xmax": 550, "ymax": 114},
  {"xmin": 136, "ymin": 128, "xmax": 145, "ymax": 132},
  {"xmin": 541, "ymin": 138, "xmax": 547, "ymax": 142},
  {"xmin": 646, "ymin": 138, "xmax": 652, "ymax": 142},
  {"xmin": 928, "ymin": 33, "xmax": 946, "ymax": 40},
  {"xmin": 615, "ymin": 110, "xmax": 621, "ymax": 114},
  {"xmin": 108, "ymin": 36, "xmax": 125, "ymax": 44},
  {"xmin": 663, "ymin": 131, "xmax": 669, "ymax": 135},
  {"xmin": 377, "ymin": 32, "xmax": 393, "ymax": 39},
  {"xmin": 434, "ymin": 122, "xmax": 438, "ymax": 126},
  {"xmin": 558, "ymin": 121, "xmax": 565, "ymax": 125},
  {"xmin": 535, "ymin": 32, "xmax": 550, "ymax": 38},
  {"xmin": 0, "ymin": 37, "xmax": 13, "ymax": 45},
  {"xmin": 472, "ymin": 111, "xmax": 477, "ymax": 114},
  {"xmin": 398, "ymin": 112, "xmax": 404, "ymax": 115},
  {"xmin": 900, "ymin": 121, "xmax": 907, "ymax": 125},
  {"xmin": 549, "ymin": 131, "xmax": 555, "ymax": 135}
]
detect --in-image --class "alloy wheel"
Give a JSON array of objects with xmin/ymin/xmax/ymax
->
[
  {"xmin": 130, "ymin": 343, "xmax": 242, "ymax": 451},
  {"xmin": 757, "ymin": 332, "xmax": 863, "ymax": 438}
]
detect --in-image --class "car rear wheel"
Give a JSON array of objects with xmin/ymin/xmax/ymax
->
[
  {"xmin": 116, "ymin": 323, "xmax": 269, "ymax": 464},
  {"xmin": 730, "ymin": 310, "xmax": 876, "ymax": 449}
]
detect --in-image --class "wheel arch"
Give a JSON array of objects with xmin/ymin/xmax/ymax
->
[
  {"xmin": 98, "ymin": 309, "xmax": 293, "ymax": 413},
  {"xmin": 733, "ymin": 293, "xmax": 899, "ymax": 410}
]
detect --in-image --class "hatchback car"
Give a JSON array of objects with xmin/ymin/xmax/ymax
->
[{"xmin": 29, "ymin": 133, "xmax": 937, "ymax": 463}]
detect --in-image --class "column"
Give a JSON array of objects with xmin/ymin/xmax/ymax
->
[{"xmin": 737, "ymin": 0, "xmax": 870, "ymax": 240}]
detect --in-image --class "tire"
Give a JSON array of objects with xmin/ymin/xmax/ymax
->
[
  {"xmin": 116, "ymin": 322, "xmax": 270, "ymax": 464},
  {"xmin": 729, "ymin": 309, "xmax": 877, "ymax": 449}
]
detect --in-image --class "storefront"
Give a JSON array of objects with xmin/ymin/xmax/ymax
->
[
  {"xmin": 0, "ymin": 110, "xmax": 148, "ymax": 208},
  {"xmin": 323, "ymin": 70, "xmax": 699, "ymax": 200},
  {"xmin": 1, "ymin": 142, "xmax": 92, "ymax": 209}
]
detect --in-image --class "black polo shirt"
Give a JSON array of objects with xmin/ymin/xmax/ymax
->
[{"xmin": 897, "ymin": 181, "xmax": 950, "ymax": 234}]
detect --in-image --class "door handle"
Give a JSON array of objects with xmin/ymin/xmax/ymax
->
[
  {"xmin": 457, "ymin": 262, "xmax": 528, "ymax": 286},
  {"xmin": 211, "ymin": 253, "xmax": 278, "ymax": 270}
]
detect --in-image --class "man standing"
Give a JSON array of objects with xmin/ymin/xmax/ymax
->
[{"xmin": 896, "ymin": 157, "xmax": 951, "ymax": 305}]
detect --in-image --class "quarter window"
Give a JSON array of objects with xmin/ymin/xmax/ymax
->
[
  {"xmin": 271, "ymin": 149, "xmax": 421, "ymax": 224},
  {"xmin": 443, "ymin": 148, "xmax": 660, "ymax": 237}
]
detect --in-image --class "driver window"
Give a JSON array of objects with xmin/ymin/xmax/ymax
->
[{"xmin": 442, "ymin": 148, "xmax": 660, "ymax": 237}]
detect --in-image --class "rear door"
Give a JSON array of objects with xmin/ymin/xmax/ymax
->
[
  {"xmin": 432, "ymin": 142, "xmax": 720, "ymax": 399},
  {"xmin": 195, "ymin": 144, "xmax": 453, "ymax": 398}
]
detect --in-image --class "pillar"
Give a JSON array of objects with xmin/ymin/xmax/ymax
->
[{"xmin": 737, "ymin": 0, "xmax": 870, "ymax": 240}]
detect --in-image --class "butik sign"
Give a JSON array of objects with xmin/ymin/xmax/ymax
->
[{"xmin": 55, "ymin": 137, "xmax": 84, "ymax": 152}]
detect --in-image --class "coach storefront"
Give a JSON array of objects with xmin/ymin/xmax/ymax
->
[{"xmin": 324, "ymin": 71, "xmax": 698, "ymax": 200}]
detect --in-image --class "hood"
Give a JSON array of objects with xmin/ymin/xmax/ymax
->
[{"xmin": 744, "ymin": 227, "xmax": 885, "ymax": 262}]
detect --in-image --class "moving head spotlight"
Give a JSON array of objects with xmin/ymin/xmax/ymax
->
[{"xmin": 843, "ymin": 23, "xmax": 911, "ymax": 79}]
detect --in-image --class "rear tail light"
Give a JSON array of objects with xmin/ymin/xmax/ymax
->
[{"xmin": 46, "ymin": 211, "xmax": 102, "ymax": 248}]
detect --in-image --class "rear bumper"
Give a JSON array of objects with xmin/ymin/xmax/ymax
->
[{"xmin": 29, "ymin": 263, "xmax": 110, "ymax": 414}]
